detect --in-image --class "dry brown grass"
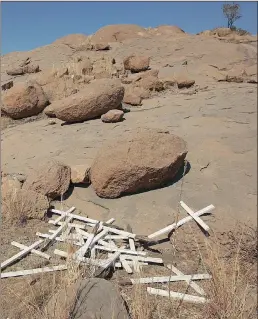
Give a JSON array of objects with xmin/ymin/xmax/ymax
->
[
  {"xmin": 119, "ymin": 223, "xmax": 257, "ymax": 319},
  {"xmin": 202, "ymin": 228, "xmax": 257, "ymax": 319},
  {"xmin": 2, "ymin": 188, "xmax": 30, "ymax": 225},
  {"xmin": 128, "ymin": 282, "xmax": 156, "ymax": 319},
  {"xmin": 4, "ymin": 225, "xmax": 256, "ymax": 319},
  {"xmin": 2, "ymin": 203, "xmax": 256, "ymax": 319},
  {"xmin": 16, "ymin": 257, "xmax": 85, "ymax": 319}
]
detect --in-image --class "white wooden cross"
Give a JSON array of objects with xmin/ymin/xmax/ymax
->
[
  {"xmin": 180, "ymin": 201, "xmax": 210, "ymax": 233},
  {"xmin": 148, "ymin": 202, "xmax": 214, "ymax": 239}
]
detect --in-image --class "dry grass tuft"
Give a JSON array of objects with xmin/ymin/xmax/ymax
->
[
  {"xmin": 22, "ymin": 256, "xmax": 84, "ymax": 319},
  {"xmin": 227, "ymin": 225, "xmax": 257, "ymax": 265},
  {"xmin": 2, "ymin": 188, "xmax": 30, "ymax": 225},
  {"xmin": 202, "ymin": 229, "xmax": 257, "ymax": 319},
  {"xmin": 129, "ymin": 282, "xmax": 156, "ymax": 319}
]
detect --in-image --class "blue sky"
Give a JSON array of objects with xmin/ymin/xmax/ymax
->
[{"xmin": 1, "ymin": 1, "xmax": 257, "ymax": 55}]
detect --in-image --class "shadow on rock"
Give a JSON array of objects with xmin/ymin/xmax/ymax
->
[{"xmin": 120, "ymin": 160, "xmax": 191, "ymax": 199}]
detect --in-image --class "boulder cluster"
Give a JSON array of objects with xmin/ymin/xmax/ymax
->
[
  {"xmin": 2, "ymin": 53, "xmax": 195, "ymax": 122},
  {"xmin": 2, "ymin": 128, "xmax": 187, "ymax": 223}
]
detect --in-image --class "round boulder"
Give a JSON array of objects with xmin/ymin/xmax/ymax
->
[
  {"xmin": 23, "ymin": 160, "xmax": 71, "ymax": 199},
  {"xmin": 90, "ymin": 129, "xmax": 188, "ymax": 198},
  {"xmin": 123, "ymin": 55, "xmax": 150, "ymax": 73},
  {"xmin": 2, "ymin": 82, "xmax": 49, "ymax": 119}
]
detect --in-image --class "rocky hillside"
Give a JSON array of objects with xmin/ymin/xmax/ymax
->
[
  {"xmin": 1, "ymin": 24, "xmax": 257, "ymax": 319},
  {"xmin": 1, "ymin": 22, "xmax": 257, "ymax": 221}
]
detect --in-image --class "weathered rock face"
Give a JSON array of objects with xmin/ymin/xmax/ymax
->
[
  {"xmin": 137, "ymin": 76, "xmax": 164, "ymax": 91},
  {"xmin": 148, "ymin": 25, "xmax": 186, "ymax": 36},
  {"xmin": 123, "ymin": 90, "xmax": 142, "ymax": 106},
  {"xmin": 101, "ymin": 109, "xmax": 124, "ymax": 123},
  {"xmin": 23, "ymin": 65, "xmax": 40, "ymax": 74},
  {"xmin": 73, "ymin": 60, "xmax": 93, "ymax": 75},
  {"xmin": 218, "ymin": 67, "xmax": 258, "ymax": 84},
  {"xmin": 92, "ymin": 57, "xmax": 118, "ymax": 79},
  {"xmin": 92, "ymin": 42, "xmax": 110, "ymax": 51},
  {"xmin": 176, "ymin": 76, "xmax": 195, "ymax": 88},
  {"xmin": 34, "ymin": 70, "xmax": 91, "ymax": 103},
  {"xmin": 123, "ymin": 55, "xmax": 150, "ymax": 73},
  {"xmin": 90, "ymin": 129, "xmax": 188, "ymax": 198},
  {"xmin": 23, "ymin": 160, "xmax": 71, "ymax": 199},
  {"xmin": 123, "ymin": 84, "xmax": 151, "ymax": 106},
  {"xmin": 91, "ymin": 24, "xmax": 147, "ymax": 43},
  {"xmin": 53, "ymin": 33, "xmax": 91, "ymax": 50},
  {"xmin": 50, "ymin": 79, "xmax": 125, "ymax": 123},
  {"xmin": 158, "ymin": 70, "xmax": 195, "ymax": 89},
  {"xmin": 46, "ymin": 278, "xmax": 129, "ymax": 319},
  {"xmin": 6, "ymin": 65, "xmax": 40, "ymax": 76},
  {"xmin": 124, "ymin": 69, "xmax": 159, "ymax": 84},
  {"xmin": 2, "ymin": 82, "xmax": 49, "ymax": 119},
  {"xmin": 132, "ymin": 86, "xmax": 151, "ymax": 99},
  {"xmin": 71, "ymin": 164, "xmax": 91, "ymax": 184}
]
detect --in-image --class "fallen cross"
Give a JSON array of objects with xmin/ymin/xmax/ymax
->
[
  {"xmin": 1, "ymin": 201, "xmax": 214, "ymax": 305},
  {"xmin": 180, "ymin": 201, "xmax": 210, "ymax": 233},
  {"xmin": 1, "ymin": 240, "xmax": 43, "ymax": 271},
  {"xmin": 11, "ymin": 241, "xmax": 51, "ymax": 260},
  {"xmin": 167, "ymin": 264, "xmax": 206, "ymax": 296},
  {"xmin": 148, "ymin": 203, "xmax": 215, "ymax": 239}
]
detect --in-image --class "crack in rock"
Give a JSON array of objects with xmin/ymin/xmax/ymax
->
[{"xmin": 200, "ymin": 162, "xmax": 210, "ymax": 171}]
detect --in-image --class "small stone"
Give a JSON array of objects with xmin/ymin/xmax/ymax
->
[
  {"xmin": 123, "ymin": 91, "xmax": 142, "ymax": 106},
  {"xmin": 71, "ymin": 164, "xmax": 91, "ymax": 184},
  {"xmin": 101, "ymin": 109, "xmax": 124, "ymax": 123}
]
